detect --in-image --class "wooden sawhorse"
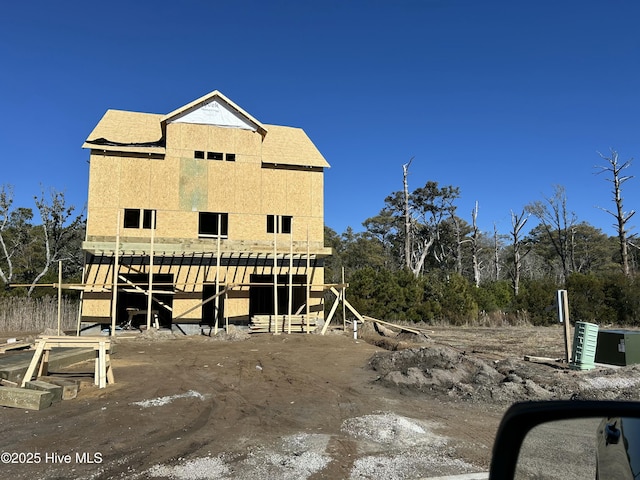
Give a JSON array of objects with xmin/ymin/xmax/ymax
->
[{"xmin": 21, "ymin": 336, "xmax": 114, "ymax": 389}]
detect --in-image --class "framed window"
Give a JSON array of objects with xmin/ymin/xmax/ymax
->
[
  {"xmin": 123, "ymin": 209, "xmax": 156, "ymax": 229},
  {"xmin": 281, "ymin": 215, "xmax": 292, "ymax": 234},
  {"xmin": 142, "ymin": 209, "xmax": 156, "ymax": 229},
  {"xmin": 199, "ymin": 212, "xmax": 228, "ymax": 237},
  {"xmin": 194, "ymin": 151, "xmax": 205, "ymax": 159},
  {"xmin": 267, "ymin": 215, "xmax": 293, "ymax": 234},
  {"xmin": 207, "ymin": 152, "xmax": 223, "ymax": 160},
  {"xmin": 123, "ymin": 209, "xmax": 140, "ymax": 229},
  {"xmin": 225, "ymin": 153, "xmax": 236, "ymax": 162}
]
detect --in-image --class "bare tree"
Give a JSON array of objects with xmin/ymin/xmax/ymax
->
[
  {"xmin": 509, "ymin": 210, "xmax": 530, "ymax": 296},
  {"xmin": 525, "ymin": 185, "xmax": 577, "ymax": 284},
  {"xmin": 0, "ymin": 185, "xmax": 16, "ymax": 285},
  {"xmin": 493, "ymin": 223, "xmax": 501, "ymax": 281},
  {"xmin": 402, "ymin": 157, "xmax": 414, "ymax": 271},
  {"xmin": 0, "ymin": 185, "xmax": 37, "ymax": 287},
  {"xmin": 595, "ymin": 149, "xmax": 635, "ymax": 276},
  {"xmin": 28, "ymin": 188, "xmax": 85, "ymax": 296},
  {"xmin": 470, "ymin": 202, "xmax": 481, "ymax": 287},
  {"xmin": 451, "ymin": 215, "xmax": 469, "ymax": 276}
]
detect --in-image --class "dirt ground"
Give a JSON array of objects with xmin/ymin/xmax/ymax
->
[{"xmin": 0, "ymin": 323, "xmax": 639, "ymax": 480}]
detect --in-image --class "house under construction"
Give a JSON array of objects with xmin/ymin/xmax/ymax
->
[{"xmin": 80, "ymin": 90, "xmax": 332, "ymax": 333}]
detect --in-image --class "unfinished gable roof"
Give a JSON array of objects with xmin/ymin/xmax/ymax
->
[
  {"xmin": 162, "ymin": 90, "xmax": 268, "ymax": 137},
  {"xmin": 83, "ymin": 110, "xmax": 165, "ymax": 154},
  {"xmin": 262, "ymin": 124, "xmax": 330, "ymax": 168},
  {"xmin": 82, "ymin": 91, "xmax": 328, "ymax": 167}
]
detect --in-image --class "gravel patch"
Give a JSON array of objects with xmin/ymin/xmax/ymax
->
[
  {"xmin": 580, "ymin": 375, "xmax": 640, "ymax": 390},
  {"xmin": 145, "ymin": 456, "xmax": 230, "ymax": 479},
  {"xmin": 341, "ymin": 412, "xmax": 444, "ymax": 448},
  {"xmin": 130, "ymin": 390, "xmax": 205, "ymax": 408},
  {"xmin": 342, "ymin": 412, "xmax": 480, "ymax": 479},
  {"xmin": 350, "ymin": 451, "xmax": 477, "ymax": 480},
  {"xmin": 141, "ymin": 434, "xmax": 331, "ymax": 480}
]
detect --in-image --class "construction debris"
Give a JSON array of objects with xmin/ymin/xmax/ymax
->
[
  {"xmin": 363, "ymin": 316, "xmax": 431, "ymax": 337},
  {"xmin": 24, "ymin": 380, "xmax": 63, "ymax": 403},
  {"xmin": 524, "ymin": 355, "xmax": 564, "ymax": 364},
  {"xmin": 249, "ymin": 315, "xmax": 318, "ymax": 334},
  {"xmin": 0, "ymin": 386, "xmax": 55, "ymax": 410},
  {"xmin": 0, "ymin": 340, "xmax": 32, "ymax": 354},
  {"xmin": 373, "ymin": 322, "xmax": 398, "ymax": 338},
  {"xmin": 40, "ymin": 376, "xmax": 80, "ymax": 400}
]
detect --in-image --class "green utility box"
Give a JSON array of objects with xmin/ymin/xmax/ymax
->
[
  {"xmin": 594, "ymin": 329, "xmax": 640, "ymax": 366},
  {"xmin": 570, "ymin": 322, "xmax": 599, "ymax": 370}
]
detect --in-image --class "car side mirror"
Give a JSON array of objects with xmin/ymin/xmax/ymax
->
[{"xmin": 489, "ymin": 400, "xmax": 640, "ymax": 480}]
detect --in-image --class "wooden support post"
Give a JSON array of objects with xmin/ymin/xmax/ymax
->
[
  {"xmin": 22, "ymin": 340, "xmax": 46, "ymax": 387},
  {"xmin": 273, "ymin": 230, "xmax": 279, "ymax": 335},
  {"xmin": 106, "ymin": 351, "xmax": 115, "ymax": 385},
  {"xmin": 288, "ymin": 234, "xmax": 293, "ymax": 334},
  {"xmin": 341, "ymin": 266, "xmax": 346, "ymax": 331},
  {"xmin": 557, "ymin": 290, "xmax": 573, "ymax": 363},
  {"xmin": 146, "ymin": 210, "xmax": 156, "ymax": 331},
  {"xmin": 214, "ymin": 213, "xmax": 221, "ymax": 335},
  {"xmin": 321, "ymin": 293, "xmax": 342, "ymax": 335},
  {"xmin": 224, "ymin": 289, "xmax": 229, "ymax": 332},
  {"xmin": 98, "ymin": 341, "xmax": 107, "ymax": 388},
  {"xmin": 37, "ymin": 349, "xmax": 50, "ymax": 377},
  {"xmin": 57, "ymin": 260, "xmax": 62, "ymax": 336},
  {"xmin": 94, "ymin": 347, "xmax": 100, "ymax": 386},
  {"xmin": 306, "ymin": 226, "xmax": 310, "ymax": 334},
  {"xmin": 76, "ymin": 258, "xmax": 87, "ymax": 336},
  {"xmin": 330, "ymin": 287, "xmax": 365, "ymax": 323},
  {"xmin": 110, "ymin": 211, "xmax": 121, "ymax": 337}
]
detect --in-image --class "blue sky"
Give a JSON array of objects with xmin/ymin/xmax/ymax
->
[{"xmin": 2, "ymin": 1, "xmax": 640, "ymax": 238}]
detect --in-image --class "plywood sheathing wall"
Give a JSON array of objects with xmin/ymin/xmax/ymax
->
[{"xmin": 82, "ymin": 92, "xmax": 331, "ymax": 326}]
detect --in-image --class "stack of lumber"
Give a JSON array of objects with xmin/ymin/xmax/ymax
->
[
  {"xmin": 249, "ymin": 314, "xmax": 318, "ymax": 333},
  {"xmin": 0, "ymin": 339, "xmax": 33, "ymax": 354},
  {"xmin": 0, "ymin": 377, "xmax": 81, "ymax": 411}
]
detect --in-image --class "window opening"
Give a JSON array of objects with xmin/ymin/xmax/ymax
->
[
  {"xmin": 267, "ymin": 215, "xmax": 293, "ymax": 234},
  {"xmin": 124, "ymin": 209, "xmax": 141, "ymax": 229},
  {"xmin": 142, "ymin": 209, "xmax": 156, "ymax": 229},
  {"xmin": 199, "ymin": 212, "xmax": 228, "ymax": 237},
  {"xmin": 281, "ymin": 215, "xmax": 292, "ymax": 234}
]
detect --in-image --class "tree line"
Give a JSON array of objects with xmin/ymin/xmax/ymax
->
[
  {"xmin": 325, "ymin": 150, "xmax": 640, "ymax": 326},
  {"xmin": 2, "ymin": 150, "xmax": 638, "ymax": 327},
  {"xmin": 0, "ymin": 185, "xmax": 85, "ymax": 296}
]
